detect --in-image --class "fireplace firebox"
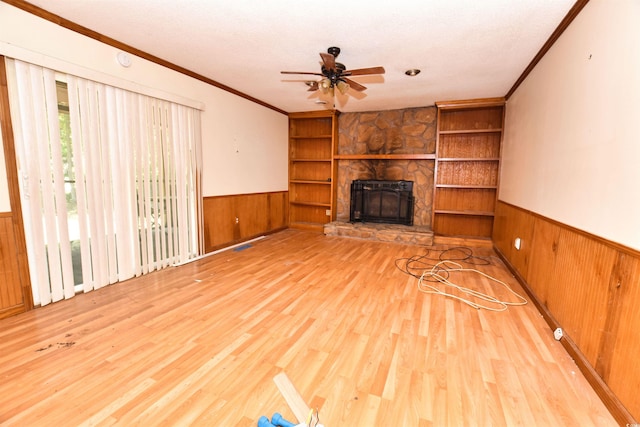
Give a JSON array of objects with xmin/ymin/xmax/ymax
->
[{"xmin": 350, "ymin": 180, "xmax": 414, "ymax": 226}]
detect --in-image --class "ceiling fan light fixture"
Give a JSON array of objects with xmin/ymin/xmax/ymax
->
[
  {"xmin": 405, "ymin": 68, "xmax": 421, "ymax": 76},
  {"xmin": 318, "ymin": 77, "xmax": 332, "ymax": 94},
  {"xmin": 336, "ymin": 80, "xmax": 350, "ymax": 95}
]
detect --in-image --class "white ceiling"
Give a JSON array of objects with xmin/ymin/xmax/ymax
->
[{"xmin": 25, "ymin": 0, "xmax": 576, "ymax": 113}]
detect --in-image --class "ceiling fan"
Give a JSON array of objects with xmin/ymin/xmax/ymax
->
[{"xmin": 281, "ymin": 46, "xmax": 385, "ymax": 95}]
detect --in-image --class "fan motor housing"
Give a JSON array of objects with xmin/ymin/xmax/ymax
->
[
  {"xmin": 322, "ymin": 62, "xmax": 346, "ymax": 85},
  {"xmin": 327, "ymin": 46, "xmax": 341, "ymax": 57}
]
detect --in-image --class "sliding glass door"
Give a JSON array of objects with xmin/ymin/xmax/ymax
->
[{"xmin": 5, "ymin": 58, "xmax": 203, "ymax": 306}]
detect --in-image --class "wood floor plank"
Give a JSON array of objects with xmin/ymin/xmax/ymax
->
[{"xmin": 0, "ymin": 229, "xmax": 617, "ymax": 426}]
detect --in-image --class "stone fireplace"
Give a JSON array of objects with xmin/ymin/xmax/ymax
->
[{"xmin": 325, "ymin": 106, "xmax": 436, "ymax": 244}]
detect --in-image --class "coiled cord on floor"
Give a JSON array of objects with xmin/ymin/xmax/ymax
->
[
  {"xmin": 418, "ymin": 260, "xmax": 527, "ymax": 311},
  {"xmin": 396, "ymin": 247, "xmax": 527, "ymax": 311}
]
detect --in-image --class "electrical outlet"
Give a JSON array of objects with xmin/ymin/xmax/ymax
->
[
  {"xmin": 325, "ymin": 209, "xmax": 331, "ymax": 216},
  {"xmin": 554, "ymin": 328, "xmax": 563, "ymax": 341}
]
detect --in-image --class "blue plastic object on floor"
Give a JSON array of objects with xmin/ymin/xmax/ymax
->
[
  {"xmin": 272, "ymin": 412, "xmax": 296, "ymax": 427},
  {"xmin": 233, "ymin": 244, "xmax": 252, "ymax": 252},
  {"xmin": 257, "ymin": 415, "xmax": 276, "ymax": 427}
]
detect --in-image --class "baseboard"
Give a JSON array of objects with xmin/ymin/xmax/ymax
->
[{"xmin": 493, "ymin": 245, "xmax": 637, "ymax": 426}]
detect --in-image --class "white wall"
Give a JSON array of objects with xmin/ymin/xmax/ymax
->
[
  {"xmin": 500, "ymin": 0, "xmax": 640, "ymax": 250},
  {"xmin": 0, "ymin": 2, "xmax": 288, "ymax": 200}
]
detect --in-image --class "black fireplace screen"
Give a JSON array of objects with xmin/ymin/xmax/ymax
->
[{"xmin": 350, "ymin": 180, "xmax": 414, "ymax": 226}]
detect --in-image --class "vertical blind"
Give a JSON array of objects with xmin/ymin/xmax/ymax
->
[{"xmin": 6, "ymin": 58, "xmax": 203, "ymax": 306}]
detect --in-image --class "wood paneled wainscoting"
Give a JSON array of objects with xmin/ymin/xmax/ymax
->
[
  {"xmin": 0, "ymin": 212, "xmax": 31, "ymax": 319},
  {"xmin": 203, "ymin": 191, "xmax": 288, "ymax": 252},
  {"xmin": 493, "ymin": 200, "xmax": 640, "ymax": 424}
]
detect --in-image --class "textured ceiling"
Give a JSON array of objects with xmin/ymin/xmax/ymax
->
[{"xmin": 23, "ymin": 0, "xmax": 576, "ymax": 113}]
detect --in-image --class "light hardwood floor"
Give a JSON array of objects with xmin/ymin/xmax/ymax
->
[{"xmin": 0, "ymin": 229, "xmax": 616, "ymax": 426}]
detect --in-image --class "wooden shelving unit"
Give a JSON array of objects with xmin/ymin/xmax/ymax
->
[
  {"xmin": 333, "ymin": 154, "xmax": 435, "ymax": 160},
  {"xmin": 432, "ymin": 98, "xmax": 505, "ymax": 238},
  {"xmin": 288, "ymin": 110, "xmax": 339, "ymax": 232}
]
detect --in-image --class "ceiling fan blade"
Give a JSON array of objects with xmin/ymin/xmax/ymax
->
[
  {"xmin": 343, "ymin": 66, "xmax": 386, "ymax": 76},
  {"xmin": 343, "ymin": 77, "xmax": 367, "ymax": 92},
  {"xmin": 307, "ymin": 81, "xmax": 319, "ymax": 91},
  {"xmin": 320, "ymin": 52, "xmax": 336, "ymax": 71},
  {"xmin": 281, "ymin": 71, "xmax": 323, "ymax": 76}
]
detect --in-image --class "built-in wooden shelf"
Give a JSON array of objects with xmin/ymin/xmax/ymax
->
[
  {"xmin": 437, "ymin": 157, "xmax": 500, "ymax": 162},
  {"xmin": 434, "ymin": 209, "xmax": 495, "ymax": 217},
  {"xmin": 433, "ymin": 98, "xmax": 505, "ymax": 238},
  {"xmin": 288, "ymin": 110, "xmax": 339, "ymax": 231},
  {"xmin": 334, "ymin": 153, "xmax": 435, "ymax": 160},
  {"xmin": 290, "ymin": 201, "xmax": 331, "ymax": 208},
  {"xmin": 290, "ymin": 134, "xmax": 333, "ymax": 139},
  {"xmin": 435, "ymin": 98, "xmax": 505, "ymax": 109},
  {"xmin": 290, "ymin": 179, "xmax": 331, "ymax": 185},
  {"xmin": 435, "ymin": 184, "xmax": 498, "ymax": 189},
  {"xmin": 438, "ymin": 129, "xmax": 502, "ymax": 135}
]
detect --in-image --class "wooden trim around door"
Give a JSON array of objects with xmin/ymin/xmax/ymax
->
[{"xmin": 0, "ymin": 55, "xmax": 34, "ymax": 313}]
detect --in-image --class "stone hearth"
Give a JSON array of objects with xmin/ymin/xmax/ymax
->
[{"xmin": 324, "ymin": 221, "xmax": 434, "ymax": 246}]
